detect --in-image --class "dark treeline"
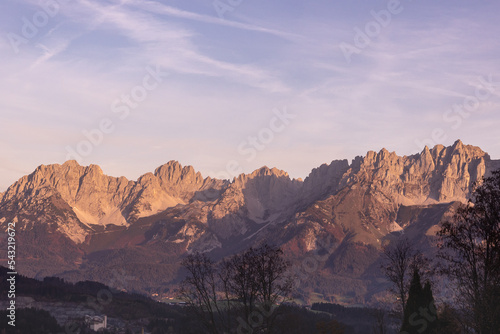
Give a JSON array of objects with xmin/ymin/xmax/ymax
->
[
  {"xmin": 0, "ymin": 266, "xmax": 189, "ymax": 333},
  {"xmin": 0, "ymin": 308, "xmax": 62, "ymax": 334},
  {"xmin": 311, "ymin": 302, "xmax": 393, "ymax": 333},
  {"xmin": 179, "ymin": 244, "xmax": 383, "ymax": 334},
  {"xmin": 0, "ymin": 266, "xmax": 362, "ymax": 334}
]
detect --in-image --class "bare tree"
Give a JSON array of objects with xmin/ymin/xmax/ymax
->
[
  {"xmin": 438, "ymin": 170, "xmax": 500, "ymax": 334},
  {"xmin": 381, "ymin": 237, "xmax": 426, "ymax": 314},
  {"xmin": 222, "ymin": 248, "xmax": 260, "ymax": 328},
  {"xmin": 180, "ymin": 244, "xmax": 293, "ymax": 334},
  {"xmin": 223, "ymin": 244, "xmax": 293, "ymax": 333},
  {"xmin": 179, "ymin": 252, "xmax": 230, "ymax": 334}
]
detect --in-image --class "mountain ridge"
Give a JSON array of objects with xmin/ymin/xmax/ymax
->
[
  {"xmin": 2, "ymin": 140, "xmax": 498, "ymax": 239},
  {"xmin": 1, "ymin": 140, "xmax": 500, "ymax": 305}
]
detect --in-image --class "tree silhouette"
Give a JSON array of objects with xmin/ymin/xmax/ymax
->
[
  {"xmin": 223, "ymin": 244, "xmax": 293, "ymax": 332},
  {"xmin": 438, "ymin": 169, "xmax": 500, "ymax": 333},
  {"xmin": 180, "ymin": 244, "xmax": 292, "ymax": 333},
  {"xmin": 382, "ymin": 237, "xmax": 427, "ymax": 315},
  {"xmin": 400, "ymin": 270, "xmax": 437, "ymax": 334},
  {"xmin": 179, "ymin": 252, "xmax": 221, "ymax": 333}
]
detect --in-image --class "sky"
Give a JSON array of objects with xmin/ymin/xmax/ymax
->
[{"xmin": 1, "ymin": 0, "xmax": 499, "ymax": 190}]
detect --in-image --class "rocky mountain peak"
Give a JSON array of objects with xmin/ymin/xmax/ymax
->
[
  {"xmin": 419, "ymin": 145, "xmax": 434, "ymax": 168},
  {"xmin": 137, "ymin": 172, "xmax": 158, "ymax": 186},
  {"xmin": 208, "ymin": 166, "xmax": 302, "ymax": 234},
  {"xmin": 426, "ymin": 140, "xmax": 486, "ymax": 163},
  {"xmin": 85, "ymin": 164, "xmax": 104, "ymax": 175},
  {"xmin": 452, "ymin": 139, "xmax": 486, "ymax": 159},
  {"xmin": 234, "ymin": 166, "xmax": 292, "ymax": 185},
  {"xmin": 296, "ymin": 140, "xmax": 495, "ymax": 208},
  {"xmin": 452, "ymin": 138, "xmax": 464, "ymax": 150},
  {"xmin": 62, "ymin": 159, "xmax": 80, "ymax": 168},
  {"xmin": 358, "ymin": 140, "xmax": 490, "ymax": 204},
  {"xmin": 153, "ymin": 161, "xmax": 223, "ymax": 202},
  {"xmin": 154, "ymin": 160, "xmax": 203, "ymax": 184},
  {"xmin": 301, "ymin": 160, "xmax": 350, "ymax": 205}
]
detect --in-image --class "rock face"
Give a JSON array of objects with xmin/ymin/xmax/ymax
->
[
  {"xmin": 0, "ymin": 140, "xmax": 498, "ymax": 304},
  {"xmin": 0, "ymin": 160, "xmax": 228, "ymax": 241},
  {"xmin": 277, "ymin": 140, "xmax": 492, "ymax": 251},
  {"xmin": 302, "ymin": 140, "xmax": 489, "ymax": 207}
]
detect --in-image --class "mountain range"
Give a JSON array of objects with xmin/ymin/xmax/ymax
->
[{"xmin": 2, "ymin": 140, "xmax": 499, "ymax": 305}]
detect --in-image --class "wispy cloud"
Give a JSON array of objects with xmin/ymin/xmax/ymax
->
[
  {"xmin": 69, "ymin": 0, "xmax": 289, "ymax": 91},
  {"xmin": 0, "ymin": 0, "xmax": 499, "ymax": 191},
  {"xmin": 124, "ymin": 0, "xmax": 299, "ymax": 40},
  {"xmin": 30, "ymin": 40, "xmax": 70, "ymax": 69}
]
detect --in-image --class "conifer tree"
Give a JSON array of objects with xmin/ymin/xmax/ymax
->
[
  {"xmin": 400, "ymin": 270, "xmax": 438, "ymax": 334},
  {"xmin": 421, "ymin": 282, "xmax": 437, "ymax": 333}
]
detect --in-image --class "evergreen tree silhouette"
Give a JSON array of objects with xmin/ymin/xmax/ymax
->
[
  {"xmin": 400, "ymin": 270, "xmax": 438, "ymax": 334},
  {"xmin": 421, "ymin": 281, "xmax": 437, "ymax": 333}
]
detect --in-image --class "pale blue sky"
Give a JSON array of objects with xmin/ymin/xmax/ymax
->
[{"xmin": 1, "ymin": 0, "xmax": 499, "ymax": 190}]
